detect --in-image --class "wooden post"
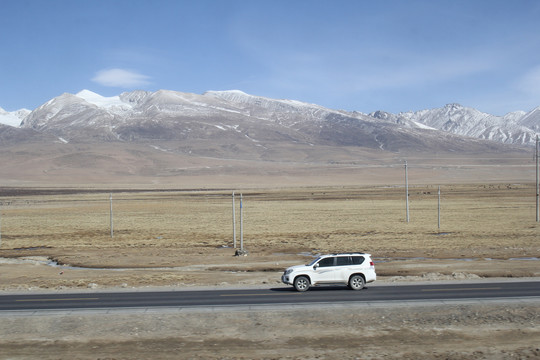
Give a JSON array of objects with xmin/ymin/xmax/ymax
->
[{"xmin": 405, "ymin": 161, "xmax": 410, "ymax": 223}]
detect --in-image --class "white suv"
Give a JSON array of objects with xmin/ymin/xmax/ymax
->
[{"xmin": 281, "ymin": 253, "xmax": 376, "ymax": 292}]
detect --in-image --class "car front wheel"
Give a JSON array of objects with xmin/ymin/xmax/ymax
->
[
  {"xmin": 348, "ymin": 275, "xmax": 365, "ymax": 290},
  {"xmin": 293, "ymin": 276, "xmax": 310, "ymax": 292}
]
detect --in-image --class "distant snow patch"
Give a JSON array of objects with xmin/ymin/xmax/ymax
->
[
  {"xmin": 150, "ymin": 145, "xmax": 170, "ymax": 152},
  {"xmin": 244, "ymin": 134, "xmax": 259, "ymax": 142},
  {"xmin": 412, "ymin": 121, "xmax": 437, "ymax": 130},
  {"xmin": 0, "ymin": 107, "xmax": 29, "ymax": 127},
  {"xmin": 76, "ymin": 90, "xmax": 132, "ymax": 113}
]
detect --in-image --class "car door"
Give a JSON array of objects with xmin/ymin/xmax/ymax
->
[
  {"xmin": 335, "ymin": 256, "xmax": 352, "ymax": 282},
  {"xmin": 312, "ymin": 257, "xmax": 337, "ymax": 283}
]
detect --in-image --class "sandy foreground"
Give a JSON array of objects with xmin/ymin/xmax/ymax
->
[{"xmin": 0, "ymin": 298, "xmax": 538, "ymax": 360}]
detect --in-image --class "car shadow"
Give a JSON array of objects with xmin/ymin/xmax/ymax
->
[{"xmin": 270, "ymin": 285, "xmax": 369, "ymax": 292}]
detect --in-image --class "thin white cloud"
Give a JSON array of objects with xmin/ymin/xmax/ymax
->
[
  {"xmin": 243, "ymin": 33, "xmax": 499, "ymax": 97},
  {"xmin": 351, "ymin": 55, "xmax": 494, "ymax": 92},
  {"xmin": 515, "ymin": 65, "xmax": 540, "ymax": 96},
  {"xmin": 92, "ymin": 68, "xmax": 151, "ymax": 88}
]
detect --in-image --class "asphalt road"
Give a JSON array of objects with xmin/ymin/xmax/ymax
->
[{"xmin": 1, "ymin": 281, "xmax": 539, "ymax": 312}]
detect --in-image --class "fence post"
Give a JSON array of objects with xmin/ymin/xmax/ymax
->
[
  {"xmin": 438, "ymin": 186, "xmax": 441, "ymax": 229},
  {"xmin": 405, "ymin": 161, "xmax": 410, "ymax": 223},
  {"xmin": 110, "ymin": 193, "xmax": 114, "ymax": 238}
]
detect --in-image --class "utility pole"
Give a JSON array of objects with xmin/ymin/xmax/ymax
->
[
  {"xmin": 233, "ymin": 192, "xmax": 248, "ymax": 256},
  {"xmin": 405, "ymin": 161, "xmax": 410, "ymax": 223},
  {"xmin": 110, "ymin": 193, "xmax": 114, "ymax": 238},
  {"xmin": 240, "ymin": 193, "xmax": 244, "ymax": 251},
  {"xmin": 232, "ymin": 191, "xmax": 236, "ymax": 248},
  {"xmin": 438, "ymin": 186, "xmax": 441, "ymax": 229},
  {"xmin": 536, "ymin": 135, "xmax": 540, "ymax": 222}
]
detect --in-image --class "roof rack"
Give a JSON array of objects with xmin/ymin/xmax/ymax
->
[{"xmin": 329, "ymin": 252, "xmax": 365, "ymax": 256}]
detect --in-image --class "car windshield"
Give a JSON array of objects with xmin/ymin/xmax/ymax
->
[{"xmin": 307, "ymin": 257, "xmax": 321, "ymax": 266}]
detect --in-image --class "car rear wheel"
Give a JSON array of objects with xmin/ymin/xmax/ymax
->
[
  {"xmin": 348, "ymin": 275, "xmax": 365, "ymax": 290},
  {"xmin": 293, "ymin": 276, "xmax": 310, "ymax": 292}
]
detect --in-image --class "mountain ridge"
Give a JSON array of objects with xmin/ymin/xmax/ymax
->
[
  {"xmin": 2, "ymin": 89, "xmax": 538, "ymax": 148},
  {"xmin": 369, "ymin": 103, "xmax": 539, "ymax": 146},
  {"xmin": 12, "ymin": 89, "xmax": 525, "ymax": 155}
]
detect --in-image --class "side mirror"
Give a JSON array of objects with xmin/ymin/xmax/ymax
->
[{"xmin": 313, "ymin": 264, "xmax": 319, "ymax": 270}]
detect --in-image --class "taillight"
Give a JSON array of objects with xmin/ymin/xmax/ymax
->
[{"xmin": 370, "ymin": 261, "xmax": 374, "ymax": 267}]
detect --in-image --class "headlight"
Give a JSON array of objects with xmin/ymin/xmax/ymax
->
[{"xmin": 284, "ymin": 269, "xmax": 293, "ymax": 275}]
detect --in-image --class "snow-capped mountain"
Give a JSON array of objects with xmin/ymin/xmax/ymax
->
[
  {"xmin": 370, "ymin": 103, "xmax": 539, "ymax": 146},
  {"xmin": 0, "ymin": 106, "xmax": 31, "ymax": 127},
  {"xmin": 517, "ymin": 107, "xmax": 540, "ymax": 132},
  {"xmin": 19, "ymin": 89, "xmax": 356, "ymax": 143},
  {"xmin": 1, "ymin": 89, "xmax": 534, "ymax": 159},
  {"xmin": 18, "ymin": 89, "xmax": 512, "ymax": 156}
]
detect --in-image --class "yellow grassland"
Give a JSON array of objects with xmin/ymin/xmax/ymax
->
[{"xmin": 1, "ymin": 183, "xmax": 538, "ymax": 258}]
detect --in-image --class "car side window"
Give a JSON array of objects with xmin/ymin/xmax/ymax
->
[
  {"xmin": 351, "ymin": 256, "xmax": 365, "ymax": 265},
  {"xmin": 318, "ymin": 257, "xmax": 335, "ymax": 267},
  {"xmin": 336, "ymin": 256, "xmax": 351, "ymax": 266}
]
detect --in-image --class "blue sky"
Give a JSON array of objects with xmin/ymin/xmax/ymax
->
[{"xmin": 1, "ymin": 0, "xmax": 540, "ymax": 115}]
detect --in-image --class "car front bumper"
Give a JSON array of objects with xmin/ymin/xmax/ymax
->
[{"xmin": 281, "ymin": 275, "xmax": 292, "ymax": 285}]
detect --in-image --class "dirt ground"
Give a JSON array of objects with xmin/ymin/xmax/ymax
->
[
  {"xmin": 0, "ymin": 184, "xmax": 539, "ymax": 359},
  {"xmin": 0, "ymin": 246, "xmax": 540, "ymax": 291},
  {"xmin": 0, "ymin": 296, "xmax": 539, "ymax": 359}
]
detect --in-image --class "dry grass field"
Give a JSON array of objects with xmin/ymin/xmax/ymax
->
[{"xmin": 0, "ymin": 183, "xmax": 538, "ymax": 290}]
